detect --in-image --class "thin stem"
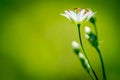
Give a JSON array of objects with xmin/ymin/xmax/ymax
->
[
  {"xmin": 94, "ymin": 24, "xmax": 98, "ymax": 41},
  {"xmin": 96, "ymin": 47, "xmax": 106, "ymax": 80},
  {"xmin": 77, "ymin": 24, "xmax": 98, "ymax": 80},
  {"xmin": 87, "ymin": 71, "xmax": 94, "ymax": 80},
  {"xmin": 93, "ymin": 23, "xmax": 106, "ymax": 80}
]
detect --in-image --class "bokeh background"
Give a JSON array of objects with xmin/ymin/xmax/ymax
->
[{"xmin": 0, "ymin": 0, "xmax": 120, "ymax": 80}]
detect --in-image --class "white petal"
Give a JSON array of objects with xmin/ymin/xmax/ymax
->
[
  {"xmin": 69, "ymin": 11, "xmax": 77, "ymax": 21},
  {"xmin": 64, "ymin": 10, "xmax": 77, "ymax": 22},
  {"xmin": 60, "ymin": 13, "xmax": 71, "ymax": 21},
  {"xmin": 65, "ymin": 10, "xmax": 77, "ymax": 22},
  {"xmin": 84, "ymin": 11, "xmax": 95, "ymax": 23},
  {"xmin": 77, "ymin": 9, "xmax": 85, "ymax": 22},
  {"xmin": 64, "ymin": 10, "xmax": 71, "ymax": 17},
  {"xmin": 81, "ymin": 12, "xmax": 90, "ymax": 21},
  {"xmin": 87, "ymin": 12, "xmax": 95, "ymax": 20},
  {"xmin": 80, "ymin": 9, "xmax": 93, "ymax": 22},
  {"xmin": 86, "ymin": 9, "xmax": 95, "ymax": 20}
]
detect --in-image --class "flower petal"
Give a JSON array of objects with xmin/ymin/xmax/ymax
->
[
  {"xmin": 81, "ymin": 11, "xmax": 90, "ymax": 21},
  {"xmin": 77, "ymin": 9, "xmax": 85, "ymax": 22},
  {"xmin": 69, "ymin": 10, "xmax": 77, "ymax": 21},
  {"xmin": 83, "ymin": 9, "xmax": 95, "ymax": 22},
  {"xmin": 87, "ymin": 12, "xmax": 95, "ymax": 20},
  {"xmin": 64, "ymin": 10, "xmax": 77, "ymax": 22},
  {"xmin": 60, "ymin": 13, "xmax": 71, "ymax": 21}
]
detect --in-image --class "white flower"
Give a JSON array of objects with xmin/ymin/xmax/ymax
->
[{"xmin": 60, "ymin": 8, "xmax": 95, "ymax": 25}]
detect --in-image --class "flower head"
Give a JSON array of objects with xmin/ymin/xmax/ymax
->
[{"xmin": 60, "ymin": 8, "xmax": 95, "ymax": 25}]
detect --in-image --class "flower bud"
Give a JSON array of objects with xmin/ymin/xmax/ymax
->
[
  {"xmin": 90, "ymin": 16, "xmax": 96, "ymax": 24},
  {"xmin": 79, "ymin": 53, "xmax": 90, "ymax": 72},
  {"xmin": 85, "ymin": 26, "xmax": 91, "ymax": 34},
  {"xmin": 85, "ymin": 27, "xmax": 98, "ymax": 47},
  {"xmin": 85, "ymin": 34, "xmax": 90, "ymax": 39},
  {"xmin": 72, "ymin": 41, "xmax": 80, "ymax": 55}
]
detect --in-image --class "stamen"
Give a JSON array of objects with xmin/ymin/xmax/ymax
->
[
  {"xmin": 84, "ymin": 9, "xmax": 89, "ymax": 14},
  {"xmin": 74, "ymin": 8, "xmax": 81, "ymax": 13},
  {"xmin": 78, "ymin": 8, "xmax": 81, "ymax": 12},
  {"xmin": 74, "ymin": 8, "xmax": 77, "ymax": 10},
  {"xmin": 86, "ymin": 8, "xmax": 90, "ymax": 12},
  {"xmin": 68, "ymin": 9, "xmax": 71, "ymax": 12},
  {"xmin": 74, "ymin": 8, "xmax": 77, "ymax": 13}
]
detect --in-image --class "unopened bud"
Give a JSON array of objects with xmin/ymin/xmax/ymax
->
[
  {"xmin": 90, "ymin": 16, "xmax": 96, "ymax": 24},
  {"xmin": 85, "ymin": 28, "xmax": 98, "ymax": 47},
  {"xmin": 79, "ymin": 53, "xmax": 90, "ymax": 72},
  {"xmin": 85, "ymin": 26, "xmax": 91, "ymax": 34},
  {"xmin": 72, "ymin": 41, "xmax": 80, "ymax": 55},
  {"xmin": 85, "ymin": 34, "xmax": 90, "ymax": 39}
]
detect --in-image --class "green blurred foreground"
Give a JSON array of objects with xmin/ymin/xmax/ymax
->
[{"xmin": 0, "ymin": 0, "xmax": 120, "ymax": 80}]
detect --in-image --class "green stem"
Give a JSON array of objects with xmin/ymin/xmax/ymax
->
[
  {"xmin": 77, "ymin": 24, "xmax": 98, "ymax": 80},
  {"xmin": 88, "ymin": 71, "xmax": 94, "ymax": 80},
  {"xmin": 96, "ymin": 47, "xmax": 106, "ymax": 80},
  {"xmin": 94, "ymin": 24, "xmax": 98, "ymax": 41},
  {"xmin": 93, "ymin": 23, "xmax": 106, "ymax": 80}
]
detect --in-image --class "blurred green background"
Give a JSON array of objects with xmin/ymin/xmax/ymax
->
[{"xmin": 0, "ymin": 0, "xmax": 120, "ymax": 80}]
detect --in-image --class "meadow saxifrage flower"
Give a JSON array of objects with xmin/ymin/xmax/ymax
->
[{"xmin": 60, "ymin": 8, "xmax": 95, "ymax": 25}]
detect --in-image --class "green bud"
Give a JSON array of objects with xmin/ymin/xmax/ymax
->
[
  {"xmin": 90, "ymin": 17, "xmax": 96, "ymax": 24},
  {"xmin": 72, "ymin": 41, "xmax": 80, "ymax": 55},
  {"xmin": 79, "ymin": 53, "xmax": 90, "ymax": 72},
  {"xmin": 85, "ymin": 26, "xmax": 98, "ymax": 47}
]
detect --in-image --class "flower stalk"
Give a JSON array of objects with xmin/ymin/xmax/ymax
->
[
  {"xmin": 92, "ymin": 22, "xmax": 106, "ymax": 80},
  {"xmin": 79, "ymin": 53, "xmax": 94, "ymax": 80},
  {"xmin": 72, "ymin": 41, "xmax": 94, "ymax": 80},
  {"xmin": 96, "ymin": 46, "xmax": 106, "ymax": 80},
  {"xmin": 85, "ymin": 23, "xmax": 106, "ymax": 80},
  {"xmin": 78, "ymin": 24, "xmax": 98, "ymax": 80}
]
